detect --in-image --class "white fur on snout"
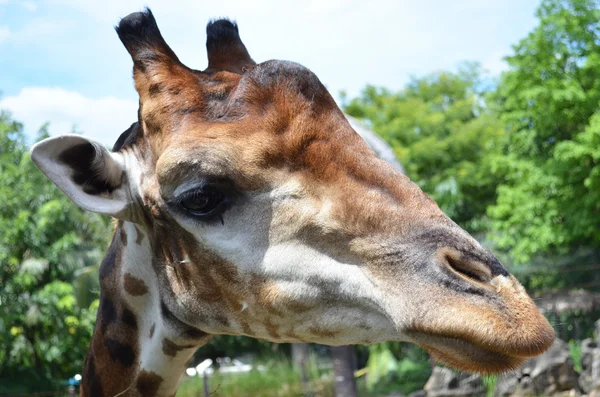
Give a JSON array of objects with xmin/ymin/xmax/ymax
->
[{"xmin": 490, "ymin": 274, "xmax": 527, "ymax": 296}]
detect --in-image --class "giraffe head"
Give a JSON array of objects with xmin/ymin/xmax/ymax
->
[{"xmin": 31, "ymin": 9, "xmax": 553, "ymax": 375}]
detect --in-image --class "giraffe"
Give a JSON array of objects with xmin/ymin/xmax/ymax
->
[{"xmin": 30, "ymin": 9, "xmax": 554, "ymax": 397}]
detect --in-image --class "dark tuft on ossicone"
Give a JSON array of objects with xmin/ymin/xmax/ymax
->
[
  {"xmin": 115, "ymin": 7, "xmax": 179, "ymax": 65},
  {"xmin": 115, "ymin": 8, "xmax": 159, "ymax": 52},
  {"xmin": 206, "ymin": 19, "xmax": 242, "ymax": 52},
  {"xmin": 116, "ymin": 8, "xmax": 157, "ymax": 35},
  {"xmin": 205, "ymin": 18, "xmax": 255, "ymax": 73}
]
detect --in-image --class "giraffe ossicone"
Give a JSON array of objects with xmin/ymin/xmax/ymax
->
[{"xmin": 31, "ymin": 8, "xmax": 554, "ymax": 397}]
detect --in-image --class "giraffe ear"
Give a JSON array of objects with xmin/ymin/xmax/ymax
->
[{"xmin": 30, "ymin": 135, "xmax": 132, "ymax": 217}]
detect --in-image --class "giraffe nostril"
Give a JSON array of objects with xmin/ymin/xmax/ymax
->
[{"xmin": 443, "ymin": 251, "xmax": 493, "ymax": 284}]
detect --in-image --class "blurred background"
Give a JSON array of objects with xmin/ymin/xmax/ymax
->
[{"xmin": 2, "ymin": 0, "xmax": 600, "ymax": 396}]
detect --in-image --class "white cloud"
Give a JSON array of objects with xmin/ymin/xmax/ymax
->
[{"xmin": 0, "ymin": 87, "xmax": 137, "ymax": 145}]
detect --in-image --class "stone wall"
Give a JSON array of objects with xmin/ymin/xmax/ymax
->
[{"xmin": 406, "ymin": 320, "xmax": 600, "ymax": 397}]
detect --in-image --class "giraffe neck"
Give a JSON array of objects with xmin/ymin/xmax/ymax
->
[{"xmin": 81, "ymin": 221, "xmax": 212, "ymax": 397}]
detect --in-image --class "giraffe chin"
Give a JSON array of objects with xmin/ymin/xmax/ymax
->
[{"xmin": 409, "ymin": 333, "xmax": 527, "ymax": 374}]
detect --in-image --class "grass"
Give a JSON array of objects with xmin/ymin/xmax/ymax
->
[
  {"xmin": 482, "ymin": 375, "xmax": 497, "ymax": 397},
  {"xmin": 568, "ymin": 339, "xmax": 583, "ymax": 372},
  {"xmin": 176, "ymin": 360, "xmax": 335, "ymax": 397},
  {"xmin": 176, "ymin": 354, "xmax": 432, "ymax": 397}
]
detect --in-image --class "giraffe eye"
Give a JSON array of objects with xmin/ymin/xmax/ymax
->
[{"xmin": 178, "ymin": 187, "xmax": 226, "ymax": 217}]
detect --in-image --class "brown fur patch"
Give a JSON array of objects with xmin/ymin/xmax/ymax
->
[
  {"xmin": 162, "ymin": 338, "xmax": 195, "ymax": 357},
  {"xmin": 184, "ymin": 327, "xmax": 209, "ymax": 340},
  {"xmin": 134, "ymin": 225, "xmax": 145, "ymax": 245},
  {"xmin": 98, "ymin": 235, "xmax": 121, "ymax": 282},
  {"xmin": 240, "ymin": 319, "xmax": 252, "ymax": 335},
  {"xmin": 264, "ymin": 318, "xmax": 280, "ymax": 340},
  {"xmin": 123, "ymin": 273, "xmax": 149, "ymax": 296},
  {"xmin": 286, "ymin": 300, "xmax": 316, "ymax": 314},
  {"xmin": 308, "ymin": 327, "xmax": 337, "ymax": 339},
  {"xmin": 82, "ymin": 355, "xmax": 104, "ymax": 397},
  {"xmin": 136, "ymin": 370, "xmax": 163, "ymax": 397},
  {"xmin": 104, "ymin": 338, "xmax": 135, "ymax": 367},
  {"xmin": 212, "ymin": 312, "xmax": 231, "ymax": 328},
  {"xmin": 285, "ymin": 330, "xmax": 301, "ymax": 341},
  {"xmin": 254, "ymin": 278, "xmax": 285, "ymax": 317},
  {"xmin": 121, "ymin": 307, "xmax": 138, "ymax": 330},
  {"xmin": 119, "ymin": 220, "xmax": 127, "ymax": 246}
]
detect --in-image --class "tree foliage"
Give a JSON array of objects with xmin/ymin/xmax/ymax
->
[
  {"xmin": 0, "ymin": 111, "xmax": 110, "ymax": 392},
  {"xmin": 488, "ymin": 0, "xmax": 600, "ymax": 262}
]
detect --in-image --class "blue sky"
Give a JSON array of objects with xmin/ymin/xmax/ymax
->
[{"xmin": 0, "ymin": 0, "xmax": 540, "ymax": 144}]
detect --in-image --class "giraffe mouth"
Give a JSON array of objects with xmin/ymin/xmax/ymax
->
[{"xmin": 407, "ymin": 332, "xmax": 527, "ymax": 374}]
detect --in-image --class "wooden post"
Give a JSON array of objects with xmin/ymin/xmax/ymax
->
[
  {"xmin": 203, "ymin": 371, "xmax": 210, "ymax": 397},
  {"xmin": 332, "ymin": 345, "xmax": 359, "ymax": 397},
  {"xmin": 292, "ymin": 343, "xmax": 311, "ymax": 396}
]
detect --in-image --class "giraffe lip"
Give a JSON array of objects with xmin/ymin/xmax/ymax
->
[{"xmin": 408, "ymin": 332, "xmax": 527, "ymax": 374}]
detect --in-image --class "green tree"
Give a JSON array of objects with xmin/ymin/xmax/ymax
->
[
  {"xmin": 489, "ymin": 0, "xmax": 600, "ymax": 263},
  {"xmin": 343, "ymin": 63, "xmax": 504, "ymax": 232},
  {"xmin": 0, "ymin": 110, "xmax": 110, "ymax": 392}
]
